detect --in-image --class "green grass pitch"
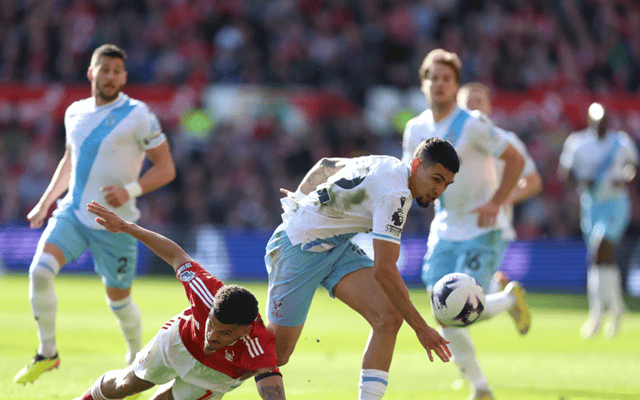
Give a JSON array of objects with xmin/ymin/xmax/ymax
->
[{"xmin": 1, "ymin": 273, "xmax": 639, "ymax": 400}]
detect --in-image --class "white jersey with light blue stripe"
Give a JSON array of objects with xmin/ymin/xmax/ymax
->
[
  {"xmin": 559, "ymin": 128, "xmax": 639, "ymax": 201},
  {"xmin": 494, "ymin": 128, "xmax": 538, "ymax": 241},
  {"xmin": 280, "ymin": 156, "xmax": 412, "ymax": 252},
  {"xmin": 403, "ymin": 107, "xmax": 508, "ymax": 241},
  {"xmin": 57, "ymin": 92, "xmax": 167, "ymax": 229}
]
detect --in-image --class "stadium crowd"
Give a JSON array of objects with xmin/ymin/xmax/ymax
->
[{"xmin": 2, "ymin": 0, "xmax": 640, "ymax": 242}]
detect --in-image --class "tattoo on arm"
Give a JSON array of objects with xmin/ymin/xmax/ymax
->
[
  {"xmin": 258, "ymin": 384, "xmax": 285, "ymax": 400},
  {"xmin": 298, "ymin": 158, "xmax": 345, "ymax": 195}
]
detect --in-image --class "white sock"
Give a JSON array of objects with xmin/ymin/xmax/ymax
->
[
  {"xmin": 478, "ymin": 291, "xmax": 516, "ymax": 321},
  {"xmin": 358, "ymin": 369, "xmax": 388, "ymax": 400},
  {"xmin": 107, "ymin": 296, "xmax": 142, "ymax": 365},
  {"xmin": 599, "ymin": 266, "xmax": 625, "ymax": 315},
  {"xmin": 91, "ymin": 374, "xmax": 108, "ymax": 400},
  {"xmin": 587, "ymin": 266, "xmax": 604, "ymax": 322},
  {"xmin": 441, "ymin": 327, "xmax": 489, "ymax": 392},
  {"xmin": 29, "ymin": 252, "xmax": 60, "ymax": 358}
]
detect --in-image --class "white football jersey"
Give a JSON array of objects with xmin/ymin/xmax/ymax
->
[
  {"xmin": 559, "ymin": 128, "xmax": 639, "ymax": 200},
  {"xmin": 57, "ymin": 93, "xmax": 167, "ymax": 229},
  {"xmin": 402, "ymin": 107, "xmax": 508, "ymax": 241},
  {"xmin": 494, "ymin": 128, "xmax": 538, "ymax": 241},
  {"xmin": 281, "ymin": 156, "xmax": 412, "ymax": 252}
]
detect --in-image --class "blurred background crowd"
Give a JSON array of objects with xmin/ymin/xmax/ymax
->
[{"xmin": 2, "ymin": 0, "xmax": 640, "ymax": 246}]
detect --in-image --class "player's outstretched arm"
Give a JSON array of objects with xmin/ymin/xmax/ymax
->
[
  {"xmin": 28, "ymin": 145, "xmax": 72, "ymax": 228},
  {"xmin": 86, "ymin": 201, "xmax": 191, "ymax": 271},
  {"xmin": 508, "ymin": 171, "xmax": 543, "ymax": 205},
  {"xmin": 297, "ymin": 157, "xmax": 347, "ymax": 195},
  {"xmin": 372, "ymin": 239, "xmax": 451, "ymax": 363},
  {"xmin": 254, "ymin": 369, "xmax": 286, "ymax": 400}
]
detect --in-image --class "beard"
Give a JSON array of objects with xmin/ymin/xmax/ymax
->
[
  {"xmin": 96, "ymin": 83, "xmax": 122, "ymax": 103},
  {"xmin": 416, "ymin": 198, "xmax": 431, "ymax": 208}
]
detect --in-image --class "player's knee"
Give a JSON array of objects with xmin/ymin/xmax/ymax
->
[
  {"xmin": 29, "ymin": 253, "xmax": 60, "ymax": 292},
  {"xmin": 369, "ymin": 306, "xmax": 403, "ymax": 335}
]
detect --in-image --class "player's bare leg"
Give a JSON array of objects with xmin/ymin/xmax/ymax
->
[
  {"xmin": 149, "ymin": 382, "xmax": 175, "ymax": 400},
  {"xmin": 15, "ymin": 243, "xmax": 65, "ymax": 384},
  {"xmin": 74, "ymin": 367, "xmax": 155, "ymax": 400},
  {"xmin": 333, "ymin": 268, "xmax": 403, "ymax": 400},
  {"xmin": 265, "ymin": 322, "xmax": 305, "ymax": 366}
]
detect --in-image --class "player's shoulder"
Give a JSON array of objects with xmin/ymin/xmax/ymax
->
[
  {"xmin": 405, "ymin": 109, "xmax": 432, "ymax": 130},
  {"xmin": 466, "ymin": 109, "xmax": 493, "ymax": 129},
  {"xmin": 65, "ymin": 97, "xmax": 93, "ymax": 115},
  {"xmin": 122, "ymin": 94, "xmax": 154, "ymax": 115}
]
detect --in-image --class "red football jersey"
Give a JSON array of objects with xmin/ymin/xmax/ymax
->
[{"xmin": 174, "ymin": 261, "xmax": 278, "ymax": 378}]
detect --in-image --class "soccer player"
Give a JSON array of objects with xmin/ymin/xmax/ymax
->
[
  {"xmin": 73, "ymin": 201, "xmax": 284, "ymax": 400},
  {"xmin": 558, "ymin": 102, "xmax": 638, "ymax": 339},
  {"xmin": 457, "ymin": 82, "xmax": 543, "ymax": 292},
  {"xmin": 267, "ymin": 138, "xmax": 458, "ymax": 400},
  {"xmin": 15, "ymin": 44, "xmax": 176, "ymax": 384},
  {"xmin": 402, "ymin": 49, "xmax": 531, "ymax": 400}
]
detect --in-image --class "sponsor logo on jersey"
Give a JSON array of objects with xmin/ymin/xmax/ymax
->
[
  {"xmin": 105, "ymin": 114, "xmax": 116, "ymax": 127},
  {"xmin": 179, "ymin": 270, "xmax": 196, "ymax": 283}
]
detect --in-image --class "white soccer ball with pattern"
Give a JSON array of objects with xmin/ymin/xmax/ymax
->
[{"xmin": 430, "ymin": 273, "xmax": 485, "ymax": 327}]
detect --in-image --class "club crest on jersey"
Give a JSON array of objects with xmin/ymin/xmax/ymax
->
[
  {"xmin": 225, "ymin": 349, "xmax": 235, "ymax": 362},
  {"xmin": 272, "ymin": 300, "xmax": 284, "ymax": 319},
  {"xmin": 179, "ymin": 270, "xmax": 195, "ymax": 283},
  {"xmin": 105, "ymin": 114, "xmax": 116, "ymax": 127}
]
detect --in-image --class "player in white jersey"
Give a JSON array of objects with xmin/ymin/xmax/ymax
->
[
  {"xmin": 402, "ymin": 49, "xmax": 531, "ymax": 400},
  {"xmin": 15, "ymin": 44, "xmax": 177, "ymax": 385},
  {"xmin": 266, "ymin": 138, "xmax": 458, "ymax": 400},
  {"xmin": 457, "ymin": 82, "xmax": 542, "ymax": 292},
  {"xmin": 558, "ymin": 102, "xmax": 638, "ymax": 339}
]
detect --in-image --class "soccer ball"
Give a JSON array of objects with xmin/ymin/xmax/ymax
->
[{"xmin": 430, "ymin": 273, "xmax": 485, "ymax": 327}]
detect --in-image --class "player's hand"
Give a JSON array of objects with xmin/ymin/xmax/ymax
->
[
  {"xmin": 27, "ymin": 203, "xmax": 50, "ymax": 229},
  {"xmin": 416, "ymin": 325, "xmax": 451, "ymax": 363},
  {"xmin": 100, "ymin": 185, "xmax": 130, "ymax": 208},
  {"xmin": 470, "ymin": 200, "xmax": 500, "ymax": 227},
  {"xmin": 87, "ymin": 201, "xmax": 126, "ymax": 233},
  {"xmin": 279, "ymin": 188, "xmax": 296, "ymax": 199}
]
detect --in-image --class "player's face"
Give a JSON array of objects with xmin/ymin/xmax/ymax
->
[
  {"xmin": 422, "ymin": 63, "xmax": 459, "ymax": 109},
  {"xmin": 89, "ymin": 56, "xmax": 127, "ymax": 104},
  {"xmin": 410, "ymin": 161, "xmax": 455, "ymax": 208},
  {"xmin": 203, "ymin": 315, "xmax": 251, "ymax": 354},
  {"xmin": 462, "ymin": 89, "xmax": 491, "ymax": 115}
]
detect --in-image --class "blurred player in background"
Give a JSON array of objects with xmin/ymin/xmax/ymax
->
[
  {"xmin": 73, "ymin": 202, "xmax": 284, "ymax": 400},
  {"xmin": 15, "ymin": 44, "xmax": 176, "ymax": 384},
  {"xmin": 558, "ymin": 102, "xmax": 639, "ymax": 339},
  {"xmin": 457, "ymin": 82, "xmax": 543, "ymax": 293},
  {"xmin": 267, "ymin": 138, "xmax": 458, "ymax": 400},
  {"xmin": 402, "ymin": 49, "xmax": 530, "ymax": 400}
]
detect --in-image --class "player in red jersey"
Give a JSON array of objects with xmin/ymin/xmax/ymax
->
[{"xmin": 74, "ymin": 201, "xmax": 284, "ymax": 400}]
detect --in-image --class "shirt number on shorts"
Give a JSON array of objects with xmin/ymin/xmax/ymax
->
[
  {"xmin": 464, "ymin": 252, "xmax": 481, "ymax": 271},
  {"xmin": 117, "ymin": 257, "xmax": 128, "ymax": 280}
]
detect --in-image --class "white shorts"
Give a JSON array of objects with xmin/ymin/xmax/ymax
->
[{"xmin": 132, "ymin": 314, "xmax": 245, "ymax": 400}]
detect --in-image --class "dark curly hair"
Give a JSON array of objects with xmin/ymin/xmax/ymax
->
[{"xmin": 211, "ymin": 285, "xmax": 259, "ymax": 325}]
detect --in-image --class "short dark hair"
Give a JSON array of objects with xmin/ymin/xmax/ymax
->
[
  {"xmin": 211, "ymin": 285, "xmax": 259, "ymax": 325},
  {"xmin": 412, "ymin": 137, "xmax": 460, "ymax": 174},
  {"xmin": 419, "ymin": 49, "xmax": 462, "ymax": 84},
  {"xmin": 90, "ymin": 44, "xmax": 127, "ymax": 69}
]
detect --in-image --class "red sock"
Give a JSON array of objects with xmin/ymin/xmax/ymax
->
[{"xmin": 77, "ymin": 387, "xmax": 95, "ymax": 400}]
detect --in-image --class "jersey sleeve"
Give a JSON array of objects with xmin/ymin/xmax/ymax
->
[
  {"xmin": 468, "ymin": 112, "xmax": 508, "ymax": 156},
  {"xmin": 371, "ymin": 188, "xmax": 412, "ymax": 245},
  {"xmin": 559, "ymin": 133, "xmax": 578, "ymax": 171},
  {"xmin": 402, "ymin": 118, "xmax": 421, "ymax": 164},
  {"xmin": 176, "ymin": 261, "xmax": 224, "ymax": 322},
  {"xmin": 620, "ymin": 132, "xmax": 639, "ymax": 166},
  {"xmin": 134, "ymin": 103, "xmax": 167, "ymax": 150}
]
